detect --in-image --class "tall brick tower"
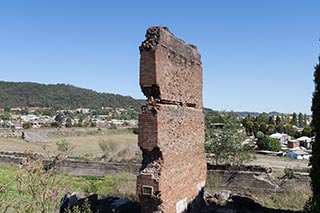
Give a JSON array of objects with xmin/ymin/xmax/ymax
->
[{"xmin": 137, "ymin": 27, "xmax": 207, "ymax": 213}]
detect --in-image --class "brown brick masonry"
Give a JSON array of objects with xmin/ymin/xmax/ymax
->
[{"xmin": 137, "ymin": 27, "xmax": 207, "ymax": 213}]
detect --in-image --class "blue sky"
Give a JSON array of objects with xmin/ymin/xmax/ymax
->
[{"xmin": 0, "ymin": 1, "xmax": 319, "ymax": 114}]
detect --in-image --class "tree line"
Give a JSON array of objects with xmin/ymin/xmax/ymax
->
[
  {"xmin": 0, "ymin": 81, "xmax": 142, "ymax": 110},
  {"xmin": 241, "ymin": 112, "xmax": 312, "ymax": 138}
]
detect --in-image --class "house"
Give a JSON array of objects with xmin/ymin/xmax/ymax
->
[
  {"xmin": 287, "ymin": 140, "xmax": 300, "ymax": 149},
  {"xmin": 109, "ymin": 119, "xmax": 124, "ymax": 126},
  {"xmin": 296, "ymin": 136, "xmax": 312, "ymax": 149},
  {"xmin": 212, "ymin": 123, "xmax": 225, "ymax": 129},
  {"xmin": 287, "ymin": 150, "xmax": 310, "ymax": 160},
  {"xmin": 10, "ymin": 107, "xmax": 23, "ymax": 112},
  {"xmin": 77, "ymin": 108, "xmax": 90, "ymax": 114},
  {"xmin": 11, "ymin": 120, "xmax": 23, "ymax": 129},
  {"xmin": 28, "ymin": 107, "xmax": 42, "ymax": 113},
  {"xmin": 270, "ymin": 133, "xmax": 291, "ymax": 144}
]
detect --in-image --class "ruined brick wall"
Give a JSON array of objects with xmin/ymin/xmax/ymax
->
[{"xmin": 137, "ymin": 27, "xmax": 207, "ymax": 213}]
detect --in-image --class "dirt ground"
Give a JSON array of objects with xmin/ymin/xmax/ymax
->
[{"xmin": 247, "ymin": 154, "xmax": 309, "ymax": 170}]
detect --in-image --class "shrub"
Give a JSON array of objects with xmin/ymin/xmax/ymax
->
[
  {"xmin": 205, "ymin": 131, "xmax": 254, "ymax": 165},
  {"xmin": 99, "ymin": 140, "xmax": 119, "ymax": 161},
  {"xmin": 256, "ymin": 135, "xmax": 281, "ymax": 152}
]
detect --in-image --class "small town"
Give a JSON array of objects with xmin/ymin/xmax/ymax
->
[
  {"xmin": 0, "ymin": 106, "xmax": 138, "ymax": 129},
  {"xmin": 0, "ymin": 105, "xmax": 314, "ymax": 162}
]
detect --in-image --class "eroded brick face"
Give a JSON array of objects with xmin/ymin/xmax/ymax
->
[{"xmin": 137, "ymin": 27, "xmax": 207, "ymax": 213}]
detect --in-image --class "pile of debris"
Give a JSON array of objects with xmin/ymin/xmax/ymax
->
[
  {"xmin": 59, "ymin": 193, "xmax": 140, "ymax": 213},
  {"xmin": 201, "ymin": 191, "xmax": 302, "ymax": 213}
]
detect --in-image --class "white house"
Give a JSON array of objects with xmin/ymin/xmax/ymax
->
[
  {"xmin": 296, "ymin": 136, "xmax": 312, "ymax": 149},
  {"xmin": 269, "ymin": 133, "xmax": 291, "ymax": 144}
]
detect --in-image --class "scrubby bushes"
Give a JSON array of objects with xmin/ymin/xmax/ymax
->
[{"xmin": 256, "ymin": 131, "xmax": 281, "ymax": 152}]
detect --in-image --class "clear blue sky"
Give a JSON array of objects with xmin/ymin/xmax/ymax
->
[{"xmin": 0, "ymin": 1, "xmax": 319, "ymax": 114}]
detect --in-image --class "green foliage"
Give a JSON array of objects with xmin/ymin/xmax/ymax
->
[
  {"xmin": 307, "ymin": 56, "xmax": 320, "ymax": 212},
  {"xmin": 256, "ymin": 131, "xmax": 265, "ymax": 139},
  {"xmin": 302, "ymin": 126, "xmax": 313, "ymax": 137},
  {"xmin": 255, "ymin": 180, "xmax": 311, "ymax": 211},
  {"xmin": 291, "ymin": 112, "xmax": 298, "ymax": 126},
  {"xmin": 56, "ymin": 140, "xmax": 73, "ymax": 153},
  {"xmin": 205, "ymin": 130, "xmax": 253, "ymax": 165},
  {"xmin": 54, "ymin": 113, "xmax": 63, "ymax": 124},
  {"xmin": 0, "ymin": 183, "xmax": 10, "ymax": 212},
  {"xmin": 0, "ymin": 143, "xmax": 123, "ymax": 212},
  {"xmin": 0, "ymin": 81, "xmax": 142, "ymax": 110},
  {"xmin": 1, "ymin": 112, "xmax": 11, "ymax": 121},
  {"xmin": 13, "ymin": 158, "xmax": 61, "ymax": 212},
  {"xmin": 65, "ymin": 118, "xmax": 73, "ymax": 128},
  {"xmin": 298, "ymin": 112, "xmax": 305, "ymax": 128},
  {"xmin": 242, "ymin": 112, "xmax": 311, "ymax": 138},
  {"xmin": 275, "ymin": 116, "xmax": 282, "ymax": 126},
  {"xmin": 99, "ymin": 140, "xmax": 120, "ymax": 161},
  {"xmin": 205, "ymin": 110, "xmax": 253, "ymax": 165},
  {"xmin": 98, "ymin": 139, "xmax": 141, "ymax": 163},
  {"xmin": 205, "ymin": 110, "xmax": 242, "ymax": 139},
  {"xmin": 22, "ymin": 122, "xmax": 31, "ymax": 129},
  {"xmin": 130, "ymin": 127, "xmax": 139, "ymax": 135},
  {"xmin": 256, "ymin": 134, "xmax": 281, "ymax": 152},
  {"xmin": 0, "ymin": 164, "xmax": 122, "ymax": 212}
]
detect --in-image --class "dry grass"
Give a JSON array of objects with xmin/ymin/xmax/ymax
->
[
  {"xmin": 252, "ymin": 180, "xmax": 311, "ymax": 211},
  {"xmin": 0, "ymin": 128, "xmax": 138, "ymax": 158}
]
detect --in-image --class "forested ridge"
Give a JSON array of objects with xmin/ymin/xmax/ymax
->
[{"xmin": 0, "ymin": 81, "xmax": 142, "ymax": 110}]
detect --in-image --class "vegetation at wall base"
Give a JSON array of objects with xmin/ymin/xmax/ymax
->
[
  {"xmin": 0, "ymin": 141, "xmax": 137, "ymax": 212},
  {"xmin": 306, "ymin": 56, "xmax": 320, "ymax": 212}
]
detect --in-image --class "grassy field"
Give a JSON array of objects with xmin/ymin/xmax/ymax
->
[{"xmin": 0, "ymin": 128, "xmax": 138, "ymax": 157}]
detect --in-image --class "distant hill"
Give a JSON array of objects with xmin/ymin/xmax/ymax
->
[
  {"xmin": 232, "ymin": 111, "xmax": 282, "ymax": 117},
  {"xmin": 0, "ymin": 81, "xmax": 142, "ymax": 110}
]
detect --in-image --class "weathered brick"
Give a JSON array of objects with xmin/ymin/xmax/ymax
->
[
  {"xmin": 137, "ymin": 26, "xmax": 207, "ymax": 213},
  {"xmin": 139, "ymin": 27, "xmax": 203, "ymax": 109}
]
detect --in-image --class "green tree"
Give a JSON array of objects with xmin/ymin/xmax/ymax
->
[
  {"xmin": 205, "ymin": 130, "xmax": 253, "ymax": 165},
  {"xmin": 275, "ymin": 115, "xmax": 281, "ymax": 126},
  {"xmin": 291, "ymin": 112, "xmax": 298, "ymax": 126},
  {"xmin": 256, "ymin": 134, "xmax": 281, "ymax": 152},
  {"xmin": 275, "ymin": 124, "xmax": 285, "ymax": 134},
  {"xmin": 305, "ymin": 55, "xmax": 320, "ymax": 212},
  {"xmin": 1, "ymin": 112, "xmax": 11, "ymax": 121},
  {"xmin": 304, "ymin": 113, "xmax": 308, "ymax": 127},
  {"xmin": 54, "ymin": 113, "xmax": 63, "ymax": 124},
  {"xmin": 245, "ymin": 120, "xmax": 255, "ymax": 136},
  {"xmin": 267, "ymin": 124, "xmax": 276, "ymax": 135},
  {"xmin": 65, "ymin": 118, "xmax": 72, "ymax": 128},
  {"xmin": 268, "ymin": 116, "xmax": 274, "ymax": 125},
  {"xmin": 259, "ymin": 122, "xmax": 268, "ymax": 134},
  {"xmin": 23, "ymin": 122, "xmax": 31, "ymax": 129},
  {"xmin": 298, "ymin": 112, "xmax": 304, "ymax": 128},
  {"xmin": 256, "ymin": 131, "xmax": 265, "ymax": 139},
  {"xmin": 242, "ymin": 114, "xmax": 253, "ymax": 136},
  {"xmin": 302, "ymin": 127, "xmax": 313, "ymax": 137},
  {"xmin": 257, "ymin": 112, "xmax": 269, "ymax": 124},
  {"xmin": 284, "ymin": 124, "xmax": 295, "ymax": 136}
]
